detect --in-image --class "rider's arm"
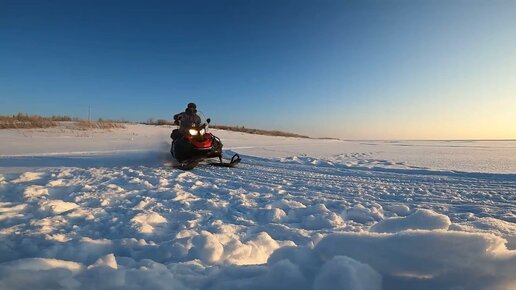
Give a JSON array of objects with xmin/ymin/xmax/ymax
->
[{"xmin": 173, "ymin": 113, "xmax": 183, "ymax": 125}]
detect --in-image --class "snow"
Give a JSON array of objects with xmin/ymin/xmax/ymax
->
[
  {"xmin": 370, "ymin": 209, "xmax": 451, "ymax": 233},
  {"xmin": 89, "ymin": 254, "xmax": 118, "ymax": 270},
  {"xmin": 0, "ymin": 124, "xmax": 515, "ymax": 290},
  {"xmin": 39, "ymin": 200, "xmax": 80, "ymax": 215},
  {"xmin": 12, "ymin": 171, "xmax": 45, "ymax": 183},
  {"xmin": 3, "ymin": 258, "xmax": 83, "ymax": 272},
  {"xmin": 23, "ymin": 185, "xmax": 49, "ymax": 199},
  {"xmin": 130, "ymin": 212, "xmax": 168, "ymax": 234},
  {"xmin": 313, "ymin": 256, "xmax": 382, "ymax": 290},
  {"xmin": 315, "ymin": 231, "xmax": 516, "ymax": 290}
]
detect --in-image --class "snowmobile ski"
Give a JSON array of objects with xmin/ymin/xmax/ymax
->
[{"xmin": 209, "ymin": 153, "xmax": 241, "ymax": 167}]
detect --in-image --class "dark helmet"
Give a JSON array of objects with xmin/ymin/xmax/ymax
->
[{"xmin": 187, "ymin": 102, "xmax": 197, "ymax": 109}]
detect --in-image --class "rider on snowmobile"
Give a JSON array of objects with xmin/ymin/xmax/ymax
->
[
  {"xmin": 172, "ymin": 102, "xmax": 202, "ymax": 139},
  {"xmin": 169, "ymin": 102, "xmax": 241, "ymax": 169}
]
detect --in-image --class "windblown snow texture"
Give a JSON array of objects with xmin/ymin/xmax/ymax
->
[{"xmin": 0, "ymin": 126, "xmax": 515, "ymax": 290}]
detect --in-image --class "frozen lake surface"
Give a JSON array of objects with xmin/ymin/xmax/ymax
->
[{"xmin": 0, "ymin": 125, "xmax": 514, "ymax": 290}]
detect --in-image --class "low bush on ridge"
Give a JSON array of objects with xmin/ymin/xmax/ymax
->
[
  {"xmin": 0, "ymin": 113, "xmax": 126, "ymax": 130},
  {"xmin": 0, "ymin": 113, "xmax": 57, "ymax": 129},
  {"xmin": 144, "ymin": 119, "xmax": 308, "ymax": 138},
  {"xmin": 75, "ymin": 120, "xmax": 126, "ymax": 130},
  {"xmin": 2, "ymin": 113, "xmax": 303, "ymax": 137},
  {"xmin": 144, "ymin": 119, "xmax": 175, "ymax": 126}
]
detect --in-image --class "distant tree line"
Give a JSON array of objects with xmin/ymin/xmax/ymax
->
[
  {"xmin": 142, "ymin": 118, "xmax": 309, "ymax": 138},
  {"xmin": 0, "ymin": 113, "xmax": 128, "ymax": 129}
]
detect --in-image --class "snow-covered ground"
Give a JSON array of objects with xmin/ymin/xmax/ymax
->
[{"xmin": 0, "ymin": 124, "xmax": 515, "ymax": 290}]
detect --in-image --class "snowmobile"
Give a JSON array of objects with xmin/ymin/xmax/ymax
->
[{"xmin": 170, "ymin": 115, "xmax": 241, "ymax": 170}]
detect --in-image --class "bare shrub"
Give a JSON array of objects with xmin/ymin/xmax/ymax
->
[
  {"xmin": 50, "ymin": 115, "xmax": 73, "ymax": 121},
  {"xmin": 74, "ymin": 121, "xmax": 126, "ymax": 130},
  {"xmin": 143, "ymin": 119, "xmax": 174, "ymax": 125},
  {"xmin": 0, "ymin": 113, "xmax": 126, "ymax": 130},
  {"xmin": 0, "ymin": 113, "xmax": 57, "ymax": 129},
  {"xmin": 155, "ymin": 119, "xmax": 171, "ymax": 125}
]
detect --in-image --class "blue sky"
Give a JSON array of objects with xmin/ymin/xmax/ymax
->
[{"xmin": 1, "ymin": 0, "xmax": 515, "ymax": 139}]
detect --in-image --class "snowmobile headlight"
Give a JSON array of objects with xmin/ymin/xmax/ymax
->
[
  {"xmin": 189, "ymin": 129, "xmax": 198, "ymax": 136},
  {"xmin": 199, "ymin": 129, "xmax": 205, "ymax": 135}
]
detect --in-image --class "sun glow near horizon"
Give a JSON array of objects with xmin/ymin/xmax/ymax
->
[
  {"xmin": 338, "ymin": 106, "xmax": 516, "ymax": 141},
  {"xmin": 310, "ymin": 87, "xmax": 516, "ymax": 140}
]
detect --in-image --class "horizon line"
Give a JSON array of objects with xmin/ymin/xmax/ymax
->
[{"xmin": 338, "ymin": 139, "xmax": 516, "ymax": 142}]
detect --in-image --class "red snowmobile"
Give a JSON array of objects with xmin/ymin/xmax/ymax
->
[{"xmin": 170, "ymin": 116, "xmax": 240, "ymax": 170}]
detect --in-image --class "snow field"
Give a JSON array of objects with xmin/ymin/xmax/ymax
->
[
  {"xmin": 0, "ymin": 126, "xmax": 515, "ymax": 289},
  {"xmin": 0, "ymin": 153, "xmax": 514, "ymax": 290}
]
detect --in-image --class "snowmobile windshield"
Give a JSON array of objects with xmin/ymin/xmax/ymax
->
[
  {"xmin": 185, "ymin": 112, "xmax": 210, "ymax": 137},
  {"xmin": 195, "ymin": 111, "xmax": 210, "ymax": 128}
]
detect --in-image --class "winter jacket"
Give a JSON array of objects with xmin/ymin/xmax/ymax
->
[{"xmin": 173, "ymin": 110, "xmax": 201, "ymax": 133}]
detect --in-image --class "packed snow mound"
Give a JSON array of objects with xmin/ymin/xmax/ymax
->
[
  {"xmin": 257, "ymin": 207, "xmax": 287, "ymax": 223},
  {"xmin": 287, "ymin": 204, "xmax": 344, "ymax": 230},
  {"xmin": 12, "ymin": 171, "xmax": 44, "ymax": 183},
  {"xmin": 0, "ymin": 258, "xmax": 190, "ymax": 290},
  {"xmin": 23, "ymin": 185, "xmax": 49, "ymax": 199},
  {"xmin": 189, "ymin": 229, "xmax": 515, "ymax": 290},
  {"xmin": 370, "ymin": 209, "xmax": 451, "ymax": 233},
  {"xmin": 382, "ymin": 203, "xmax": 410, "ymax": 216},
  {"xmin": 189, "ymin": 231, "xmax": 224, "ymax": 263},
  {"xmin": 186, "ymin": 229, "xmax": 294, "ymax": 266},
  {"xmin": 313, "ymin": 256, "xmax": 381, "ymax": 290},
  {"xmin": 342, "ymin": 204, "xmax": 384, "ymax": 224},
  {"xmin": 130, "ymin": 212, "xmax": 168, "ymax": 234},
  {"xmin": 315, "ymin": 231, "xmax": 516, "ymax": 290},
  {"xmin": 221, "ymin": 232, "xmax": 292, "ymax": 265},
  {"xmin": 1, "ymin": 230, "xmax": 514, "ymax": 290},
  {"xmin": 1, "ymin": 258, "xmax": 82, "ymax": 272},
  {"xmin": 0, "ymin": 202, "xmax": 27, "ymax": 222},
  {"xmin": 88, "ymin": 254, "xmax": 118, "ymax": 270},
  {"xmin": 39, "ymin": 200, "xmax": 79, "ymax": 214}
]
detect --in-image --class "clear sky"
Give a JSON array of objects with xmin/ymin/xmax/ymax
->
[{"xmin": 1, "ymin": 0, "xmax": 515, "ymax": 139}]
